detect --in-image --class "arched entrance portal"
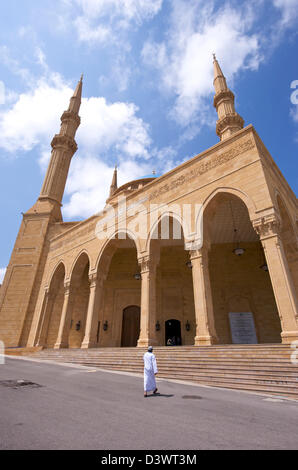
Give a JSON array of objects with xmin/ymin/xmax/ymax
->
[
  {"xmin": 165, "ymin": 319, "xmax": 182, "ymax": 346},
  {"xmin": 204, "ymin": 192, "xmax": 281, "ymax": 344},
  {"xmin": 121, "ymin": 306, "xmax": 141, "ymax": 347}
]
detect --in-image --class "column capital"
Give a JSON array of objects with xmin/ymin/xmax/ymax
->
[
  {"xmin": 138, "ymin": 255, "xmax": 157, "ymax": 274},
  {"xmin": 189, "ymin": 241, "xmax": 211, "ymax": 261},
  {"xmin": 88, "ymin": 273, "xmax": 98, "ymax": 288},
  {"xmin": 44, "ymin": 286, "xmax": 55, "ymax": 301},
  {"xmin": 64, "ymin": 280, "xmax": 72, "ymax": 295},
  {"xmin": 252, "ymin": 214, "xmax": 281, "ymax": 240}
]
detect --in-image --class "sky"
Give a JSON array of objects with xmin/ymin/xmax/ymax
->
[{"xmin": 0, "ymin": 0, "xmax": 298, "ymax": 282}]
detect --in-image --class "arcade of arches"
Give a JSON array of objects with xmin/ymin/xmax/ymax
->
[
  {"xmin": 34, "ymin": 192, "xmax": 296, "ymax": 349},
  {"xmin": 1, "ymin": 63, "xmax": 297, "ymax": 351}
]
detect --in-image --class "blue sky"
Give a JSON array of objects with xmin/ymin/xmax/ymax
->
[{"xmin": 0, "ymin": 0, "xmax": 298, "ymax": 281}]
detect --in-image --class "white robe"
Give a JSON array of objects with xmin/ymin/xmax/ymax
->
[{"xmin": 143, "ymin": 352, "xmax": 158, "ymax": 392}]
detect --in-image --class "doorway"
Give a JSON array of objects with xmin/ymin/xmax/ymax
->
[
  {"xmin": 121, "ymin": 306, "xmax": 141, "ymax": 347},
  {"xmin": 165, "ymin": 319, "xmax": 182, "ymax": 346}
]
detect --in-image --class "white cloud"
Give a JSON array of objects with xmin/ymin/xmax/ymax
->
[
  {"xmin": 0, "ymin": 82, "xmax": 5, "ymax": 105},
  {"xmin": 0, "ymin": 59, "xmax": 160, "ymax": 219},
  {"xmin": 142, "ymin": 0, "xmax": 261, "ymax": 127},
  {"xmin": 66, "ymin": 0, "xmax": 163, "ymax": 44},
  {"xmin": 64, "ymin": 156, "xmax": 152, "ymax": 218},
  {"xmin": 77, "ymin": 97, "xmax": 151, "ymax": 158},
  {"xmin": 0, "ymin": 268, "xmax": 6, "ymax": 284},
  {"xmin": 0, "ymin": 77, "xmax": 71, "ymax": 153},
  {"xmin": 273, "ymin": 0, "xmax": 298, "ymax": 27}
]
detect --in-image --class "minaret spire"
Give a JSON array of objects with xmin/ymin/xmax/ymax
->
[
  {"xmin": 213, "ymin": 55, "xmax": 244, "ymax": 141},
  {"xmin": 109, "ymin": 165, "xmax": 118, "ymax": 198},
  {"xmin": 68, "ymin": 74, "xmax": 83, "ymax": 114},
  {"xmin": 38, "ymin": 76, "xmax": 83, "ymax": 212}
]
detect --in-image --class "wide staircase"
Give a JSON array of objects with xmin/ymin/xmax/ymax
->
[{"xmin": 29, "ymin": 344, "xmax": 298, "ymax": 399}]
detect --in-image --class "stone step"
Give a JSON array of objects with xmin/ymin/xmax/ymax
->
[
  {"xmin": 35, "ymin": 354, "xmax": 297, "ymax": 370},
  {"xmin": 52, "ymin": 360, "xmax": 298, "ymax": 382},
  {"xmin": 61, "ymin": 363, "xmax": 298, "ymax": 396},
  {"xmin": 34, "ymin": 357, "xmax": 298, "ymax": 382},
  {"xmin": 34, "ymin": 354, "xmax": 295, "ymax": 366},
  {"xmin": 29, "ymin": 345, "xmax": 298, "ymax": 400}
]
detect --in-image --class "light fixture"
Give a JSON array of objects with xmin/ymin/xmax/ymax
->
[
  {"xmin": 259, "ymin": 243, "xmax": 268, "ymax": 271},
  {"xmin": 233, "ymin": 246, "xmax": 245, "ymax": 256},
  {"xmin": 186, "ymin": 260, "xmax": 192, "ymax": 269},
  {"xmin": 185, "ymin": 320, "xmax": 190, "ymax": 331},
  {"xmin": 133, "ymin": 258, "xmax": 141, "ymax": 280},
  {"xmin": 230, "ymin": 201, "xmax": 245, "ymax": 256},
  {"xmin": 155, "ymin": 321, "xmax": 160, "ymax": 331},
  {"xmin": 260, "ymin": 263, "xmax": 269, "ymax": 271},
  {"xmin": 75, "ymin": 321, "xmax": 81, "ymax": 331},
  {"xmin": 103, "ymin": 321, "xmax": 108, "ymax": 331}
]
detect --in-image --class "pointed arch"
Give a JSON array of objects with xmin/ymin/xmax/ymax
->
[
  {"xmin": 69, "ymin": 250, "xmax": 91, "ymax": 283},
  {"xmin": 146, "ymin": 210, "xmax": 189, "ymax": 254},
  {"xmin": 95, "ymin": 229, "xmax": 141, "ymax": 274}
]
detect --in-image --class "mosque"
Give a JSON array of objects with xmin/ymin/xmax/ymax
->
[{"xmin": 0, "ymin": 57, "xmax": 297, "ymax": 351}]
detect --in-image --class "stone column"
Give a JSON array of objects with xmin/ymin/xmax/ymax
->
[
  {"xmin": 253, "ymin": 215, "xmax": 298, "ymax": 344},
  {"xmin": 81, "ymin": 273, "xmax": 104, "ymax": 349},
  {"xmin": 190, "ymin": 245, "xmax": 218, "ymax": 346},
  {"xmin": 35, "ymin": 288, "xmax": 55, "ymax": 347},
  {"xmin": 137, "ymin": 255, "xmax": 158, "ymax": 347},
  {"xmin": 54, "ymin": 281, "xmax": 74, "ymax": 349}
]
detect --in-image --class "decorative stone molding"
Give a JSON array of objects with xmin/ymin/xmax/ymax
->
[
  {"xmin": 88, "ymin": 273, "xmax": 98, "ymax": 288},
  {"xmin": 213, "ymin": 89, "xmax": 235, "ymax": 108},
  {"xmin": 138, "ymin": 255, "xmax": 151, "ymax": 274},
  {"xmin": 189, "ymin": 249, "xmax": 203, "ymax": 261},
  {"xmin": 252, "ymin": 214, "xmax": 281, "ymax": 240},
  {"xmin": 216, "ymin": 113, "xmax": 244, "ymax": 138},
  {"xmin": 51, "ymin": 134, "xmax": 77, "ymax": 153},
  {"xmin": 149, "ymin": 138, "xmax": 254, "ymax": 201},
  {"xmin": 61, "ymin": 111, "xmax": 81, "ymax": 128},
  {"xmin": 63, "ymin": 280, "xmax": 72, "ymax": 295}
]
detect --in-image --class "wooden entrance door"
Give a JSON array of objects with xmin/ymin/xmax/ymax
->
[{"xmin": 121, "ymin": 306, "xmax": 141, "ymax": 347}]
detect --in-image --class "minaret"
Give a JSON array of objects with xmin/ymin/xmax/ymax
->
[
  {"xmin": 109, "ymin": 165, "xmax": 118, "ymax": 198},
  {"xmin": 213, "ymin": 54, "xmax": 244, "ymax": 141},
  {"xmin": 38, "ymin": 75, "xmax": 83, "ymax": 210}
]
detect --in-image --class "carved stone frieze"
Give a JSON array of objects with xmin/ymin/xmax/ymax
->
[{"xmin": 149, "ymin": 138, "xmax": 254, "ymax": 201}]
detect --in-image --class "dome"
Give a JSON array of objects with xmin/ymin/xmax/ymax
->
[{"xmin": 112, "ymin": 177, "xmax": 156, "ymax": 197}]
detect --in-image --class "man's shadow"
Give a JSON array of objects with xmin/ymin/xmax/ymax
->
[{"xmin": 146, "ymin": 393, "xmax": 174, "ymax": 398}]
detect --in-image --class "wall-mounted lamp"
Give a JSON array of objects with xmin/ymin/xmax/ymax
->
[
  {"xmin": 186, "ymin": 261, "xmax": 192, "ymax": 269},
  {"xmin": 103, "ymin": 321, "xmax": 108, "ymax": 331},
  {"xmin": 155, "ymin": 321, "xmax": 160, "ymax": 332},
  {"xmin": 134, "ymin": 272, "xmax": 141, "ymax": 280},
  {"xmin": 259, "ymin": 243, "xmax": 268, "ymax": 272},
  {"xmin": 75, "ymin": 321, "xmax": 81, "ymax": 331},
  {"xmin": 185, "ymin": 320, "xmax": 191, "ymax": 332}
]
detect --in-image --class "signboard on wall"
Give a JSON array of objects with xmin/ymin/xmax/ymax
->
[{"xmin": 229, "ymin": 312, "xmax": 258, "ymax": 344}]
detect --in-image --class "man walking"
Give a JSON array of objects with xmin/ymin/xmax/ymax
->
[{"xmin": 143, "ymin": 346, "xmax": 158, "ymax": 397}]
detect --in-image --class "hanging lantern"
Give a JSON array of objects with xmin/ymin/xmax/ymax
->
[{"xmin": 229, "ymin": 201, "xmax": 245, "ymax": 256}]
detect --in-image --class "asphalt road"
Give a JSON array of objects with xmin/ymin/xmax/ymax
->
[{"xmin": 0, "ymin": 356, "xmax": 297, "ymax": 450}]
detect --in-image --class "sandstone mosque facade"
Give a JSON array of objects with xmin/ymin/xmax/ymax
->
[{"xmin": 0, "ymin": 57, "xmax": 297, "ymax": 350}]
